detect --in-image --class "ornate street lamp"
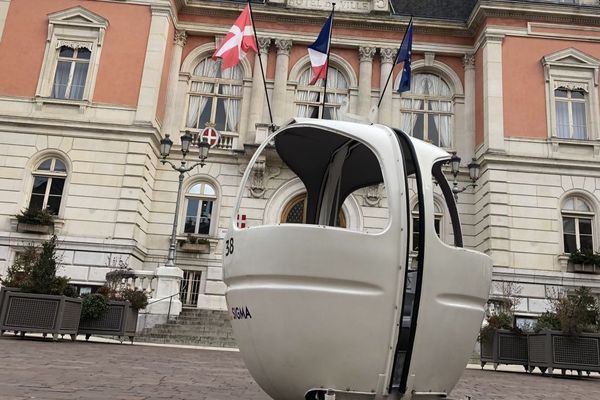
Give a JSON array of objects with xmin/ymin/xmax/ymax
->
[
  {"xmin": 449, "ymin": 152, "xmax": 480, "ymax": 200},
  {"xmin": 160, "ymin": 130, "xmax": 210, "ymax": 267}
]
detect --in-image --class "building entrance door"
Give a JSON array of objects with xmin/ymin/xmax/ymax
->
[{"xmin": 180, "ymin": 270, "xmax": 202, "ymax": 307}]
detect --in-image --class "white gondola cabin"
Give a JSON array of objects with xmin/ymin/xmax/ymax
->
[{"xmin": 223, "ymin": 119, "xmax": 492, "ymax": 400}]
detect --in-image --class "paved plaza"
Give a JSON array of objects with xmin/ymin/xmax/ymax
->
[{"xmin": 0, "ymin": 335, "xmax": 599, "ymax": 400}]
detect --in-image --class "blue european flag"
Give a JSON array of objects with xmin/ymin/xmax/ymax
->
[{"xmin": 396, "ymin": 20, "xmax": 413, "ymax": 93}]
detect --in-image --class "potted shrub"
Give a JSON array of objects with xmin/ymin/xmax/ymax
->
[
  {"xmin": 0, "ymin": 236, "xmax": 82, "ymax": 341},
  {"xmin": 179, "ymin": 234, "xmax": 210, "ymax": 253},
  {"xmin": 78, "ymin": 268, "xmax": 148, "ymax": 343},
  {"xmin": 528, "ymin": 287, "xmax": 600, "ymax": 375},
  {"xmin": 15, "ymin": 208, "xmax": 55, "ymax": 234},
  {"xmin": 568, "ymin": 249, "xmax": 600, "ymax": 274},
  {"xmin": 479, "ymin": 311, "xmax": 528, "ymax": 370},
  {"xmin": 479, "ymin": 283, "xmax": 528, "ymax": 370}
]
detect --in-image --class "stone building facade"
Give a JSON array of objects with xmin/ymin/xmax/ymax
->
[{"xmin": 0, "ymin": 0, "xmax": 600, "ymax": 325}]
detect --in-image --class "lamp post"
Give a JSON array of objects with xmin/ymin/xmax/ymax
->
[
  {"xmin": 160, "ymin": 130, "xmax": 210, "ymax": 267},
  {"xmin": 449, "ymin": 152, "xmax": 480, "ymax": 200}
]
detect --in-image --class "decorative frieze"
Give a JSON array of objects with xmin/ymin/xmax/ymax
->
[
  {"xmin": 553, "ymin": 81, "xmax": 589, "ymax": 93},
  {"xmin": 56, "ymin": 40, "xmax": 93, "ymax": 51}
]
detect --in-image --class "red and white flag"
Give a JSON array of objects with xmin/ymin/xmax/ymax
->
[
  {"xmin": 236, "ymin": 214, "xmax": 247, "ymax": 229},
  {"xmin": 212, "ymin": 5, "xmax": 257, "ymax": 70}
]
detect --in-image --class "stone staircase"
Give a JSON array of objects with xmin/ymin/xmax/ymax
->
[{"xmin": 136, "ymin": 308, "xmax": 237, "ymax": 348}]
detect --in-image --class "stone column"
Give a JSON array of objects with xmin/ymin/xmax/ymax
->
[
  {"xmin": 246, "ymin": 37, "xmax": 271, "ymax": 144},
  {"xmin": 379, "ymin": 47, "xmax": 396, "ymax": 125},
  {"xmin": 482, "ymin": 33, "xmax": 505, "ymax": 153},
  {"xmin": 358, "ymin": 46, "xmax": 376, "ymax": 118},
  {"xmin": 462, "ymin": 53, "xmax": 476, "ymax": 160},
  {"xmin": 162, "ymin": 30, "xmax": 186, "ymax": 136},
  {"xmin": 273, "ymin": 39, "xmax": 292, "ymax": 126},
  {"xmin": 135, "ymin": 5, "xmax": 171, "ymax": 124}
]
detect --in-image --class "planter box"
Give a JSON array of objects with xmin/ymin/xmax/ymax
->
[
  {"xmin": 0, "ymin": 291, "xmax": 82, "ymax": 340},
  {"xmin": 571, "ymin": 263, "xmax": 600, "ymax": 274},
  {"xmin": 480, "ymin": 329, "xmax": 528, "ymax": 370},
  {"xmin": 180, "ymin": 242, "xmax": 210, "ymax": 253},
  {"xmin": 78, "ymin": 300, "xmax": 138, "ymax": 343},
  {"xmin": 0, "ymin": 287, "xmax": 20, "ymax": 312},
  {"xmin": 16, "ymin": 222, "xmax": 54, "ymax": 234},
  {"xmin": 528, "ymin": 330, "xmax": 600, "ymax": 375}
]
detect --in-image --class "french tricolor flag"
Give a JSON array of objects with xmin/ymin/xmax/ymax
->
[{"xmin": 307, "ymin": 13, "xmax": 333, "ymax": 85}]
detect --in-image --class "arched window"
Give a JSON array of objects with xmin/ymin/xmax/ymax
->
[
  {"xmin": 281, "ymin": 193, "xmax": 346, "ymax": 228},
  {"xmin": 411, "ymin": 201, "xmax": 443, "ymax": 251},
  {"xmin": 185, "ymin": 57, "xmax": 243, "ymax": 133},
  {"xmin": 400, "ymin": 73, "xmax": 453, "ymax": 148},
  {"xmin": 184, "ymin": 182, "xmax": 217, "ymax": 235},
  {"xmin": 29, "ymin": 157, "xmax": 67, "ymax": 215},
  {"xmin": 562, "ymin": 196, "xmax": 594, "ymax": 253},
  {"xmin": 295, "ymin": 66, "xmax": 349, "ymax": 120}
]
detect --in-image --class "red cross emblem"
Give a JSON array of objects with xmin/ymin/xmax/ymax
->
[
  {"xmin": 236, "ymin": 214, "xmax": 247, "ymax": 229},
  {"xmin": 200, "ymin": 126, "xmax": 220, "ymax": 148}
]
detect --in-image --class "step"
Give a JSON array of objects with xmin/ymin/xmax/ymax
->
[
  {"xmin": 137, "ymin": 335, "xmax": 237, "ymax": 348},
  {"xmin": 142, "ymin": 327, "xmax": 233, "ymax": 336},
  {"xmin": 137, "ymin": 308, "xmax": 235, "ymax": 347}
]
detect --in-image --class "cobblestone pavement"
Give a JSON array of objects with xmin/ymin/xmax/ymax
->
[{"xmin": 1, "ymin": 336, "xmax": 599, "ymax": 400}]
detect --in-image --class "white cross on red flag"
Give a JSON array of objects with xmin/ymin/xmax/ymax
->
[
  {"xmin": 212, "ymin": 5, "xmax": 257, "ymax": 70},
  {"xmin": 200, "ymin": 126, "xmax": 219, "ymax": 148},
  {"xmin": 236, "ymin": 214, "xmax": 247, "ymax": 228}
]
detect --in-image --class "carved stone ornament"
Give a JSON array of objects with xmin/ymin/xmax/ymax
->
[
  {"xmin": 463, "ymin": 53, "xmax": 475, "ymax": 69},
  {"xmin": 257, "ymin": 37, "xmax": 271, "ymax": 53},
  {"xmin": 364, "ymin": 184, "xmax": 384, "ymax": 207},
  {"xmin": 287, "ymin": 0, "xmax": 373, "ymax": 13},
  {"xmin": 359, "ymin": 46, "xmax": 376, "ymax": 62},
  {"xmin": 245, "ymin": 158, "xmax": 281, "ymax": 199},
  {"xmin": 56, "ymin": 40, "xmax": 93, "ymax": 51},
  {"xmin": 380, "ymin": 48, "xmax": 396, "ymax": 64},
  {"xmin": 174, "ymin": 30, "xmax": 187, "ymax": 47},
  {"xmin": 275, "ymin": 39, "xmax": 292, "ymax": 55},
  {"xmin": 553, "ymin": 81, "xmax": 589, "ymax": 93},
  {"xmin": 424, "ymin": 52, "xmax": 435, "ymax": 67}
]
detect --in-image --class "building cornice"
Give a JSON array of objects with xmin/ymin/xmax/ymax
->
[
  {"xmin": 480, "ymin": 140, "xmax": 600, "ymax": 174},
  {"xmin": 174, "ymin": 0, "xmax": 470, "ymax": 37},
  {"xmin": 0, "ymin": 115, "xmax": 164, "ymax": 157},
  {"xmin": 468, "ymin": 0, "xmax": 600, "ymax": 35}
]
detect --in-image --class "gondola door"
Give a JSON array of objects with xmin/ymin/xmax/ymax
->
[{"xmin": 397, "ymin": 139, "xmax": 493, "ymax": 397}]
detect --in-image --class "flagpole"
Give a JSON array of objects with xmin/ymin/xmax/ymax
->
[
  {"xmin": 320, "ymin": 3, "xmax": 335, "ymax": 119},
  {"xmin": 377, "ymin": 16, "xmax": 412, "ymax": 108},
  {"xmin": 247, "ymin": 0, "xmax": 275, "ymax": 131}
]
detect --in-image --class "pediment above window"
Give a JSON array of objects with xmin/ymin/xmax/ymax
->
[
  {"xmin": 542, "ymin": 48, "xmax": 599, "ymax": 86},
  {"xmin": 543, "ymin": 48, "xmax": 600, "ymax": 68},
  {"xmin": 48, "ymin": 6, "xmax": 109, "ymax": 29}
]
